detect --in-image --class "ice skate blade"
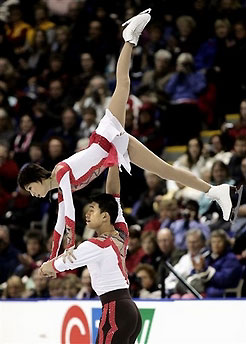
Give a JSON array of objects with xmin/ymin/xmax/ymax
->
[
  {"xmin": 122, "ymin": 8, "xmax": 152, "ymax": 27},
  {"xmin": 230, "ymin": 185, "xmax": 243, "ymax": 224}
]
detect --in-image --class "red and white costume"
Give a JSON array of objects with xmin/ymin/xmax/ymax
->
[
  {"xmin": 53, "ymin": 196, "xmax": 129, "ymax": 295},
  {"xmin": 50, "ymin": 110, "xmax": 131, "ymax": 259}
]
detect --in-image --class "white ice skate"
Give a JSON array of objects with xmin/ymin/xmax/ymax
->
[
  {"xmin": 206, "ymin": 184, "xmax": 243, "ymax": 223},
  {"xmin": 122, "ymin": 8, "xmax": 151, "ymax": 46}
]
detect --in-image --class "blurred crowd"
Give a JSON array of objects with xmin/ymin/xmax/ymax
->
[{"xmin": 1, "ymin": 0, "xmax": 246, "ymax": 300}]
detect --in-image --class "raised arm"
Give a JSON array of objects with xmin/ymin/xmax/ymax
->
[
  {"xmin": 106, "ymin": 165, "xmax": 120, "ymax": 196},
  {"xmin": 106, "ymin": 166, "xmax": 129, "ymax": 238}
]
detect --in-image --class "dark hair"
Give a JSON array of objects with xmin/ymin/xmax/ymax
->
[
  {"xmin": 17, "ymin": 163, "xmax": 51, "ymax": 190},
  {"xmin": 211, "ymin": 160, "xmax": 229, "ymax": 182},
  {"xmin": 90, "ymin": 193, "xmax": 118, "ymax": 224},
  {"xmin": 135, "ymin": 263, "xmax": 156, "ymax": 281},
  {"xmin": 24, "ymin": 229, "xmax": 44, "ymax": 249},
  {"xmin": 186, "ymin": 137, "xmax": 203, "ymax": 168}
]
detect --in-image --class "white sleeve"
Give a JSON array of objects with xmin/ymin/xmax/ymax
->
[
  {"xmin": 53, "ymin": 241, "xmax": 102, "ymax": 272},
  {"xmin": 114, "ymin": 196, "xmax": 129, "ymax": 237},
  {"xmin": 114, "ymin": 197, "xmax": 125, "ymax": 224},
  {"xmin": 55, "ymin": 199, "xmax": 65, "ymax": 233},
  {"xmin": 59, "ymin": 171, "xmax": 75, "ymax": 248},
  {"xmin": 49, "ymin": 199, "xmax": 65, "ymax": 259}
]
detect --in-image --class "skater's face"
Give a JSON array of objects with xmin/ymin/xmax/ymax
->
[
  {"xmin": 26, "ymin": 180, "xmax": 47, "ymax": 198},
  {"xmin": 85, "ymin": 202, "xmax": 106, "ymax": 229}
]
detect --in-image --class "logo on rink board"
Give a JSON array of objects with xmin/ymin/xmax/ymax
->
[
  {"xmin": 62, "ymin": 305, "xmax": 155, "ymax": 344},
  {"xmin": 61, "ymin": 305, "xmax": 90, "ymax": 343}
]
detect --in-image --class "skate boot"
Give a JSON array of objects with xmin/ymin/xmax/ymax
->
[
  {"xmin": 122, "ymin": 8, "xmax": 151, "ymax": 46},
  {"xmin": 206, "ymin": 184, "xmax": 243, "ymax": 223}
]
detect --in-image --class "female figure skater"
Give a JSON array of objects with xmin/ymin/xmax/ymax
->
[{"xmin": 18, "ymin": 9, "xmax": 241, "ymax": 261}]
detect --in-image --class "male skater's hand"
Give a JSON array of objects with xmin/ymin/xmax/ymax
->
[{"xmin": 39, "ymin": 260, "xmax": 57, "ymax": 278}]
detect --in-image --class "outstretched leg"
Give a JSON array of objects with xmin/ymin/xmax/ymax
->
[
  {"xmin": 108, "ymin": 42, "xmax": 133, "ymax": 128},
  {"xmin": 108, "ymin": 10, "xmax": 151, "ymax": 127},
  {"xmin": 128, "ymin": 135, "xmax": 238, "ymax": 222},
  {"xmin": 128, "ymin": 135, "xmax": 210, "ymax": 192}
]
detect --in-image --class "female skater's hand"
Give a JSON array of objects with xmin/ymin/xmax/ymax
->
[
  {"xmin": 62, "ymin": 246, "xmax": 76, "ymax": 264},
  {"xmin": 39, "ymin": 260, "xmax": 57, "ymax": 278}
]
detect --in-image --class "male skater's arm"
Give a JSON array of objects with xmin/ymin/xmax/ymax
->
[{"xmin": 106, "ymin": 166, "xmax": 129, "ymax": 237}]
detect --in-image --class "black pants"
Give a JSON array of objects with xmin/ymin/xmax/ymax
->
[{"xmin": 96, "ymin": 288, "xmax": 142, "ymax": 344}]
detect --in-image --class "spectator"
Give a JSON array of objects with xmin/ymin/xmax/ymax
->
[
  {"xmin": 28, "ymin": 268, "xmax": 49, "ymax": 298},
  {"xmin": 143, "ymin": 198, "xmax": 179, "ymax": 233},
  {"xmin": 174, "ymin": 15, "xmax": 200, "ymax": 55},
  {"xmin": 140, "ymin": 231, "xmax": 161, "ymax": 270},
  {"xmin": 0, "ymin": 141, "xmax": 19, "ymax": 192},
  {"xmin": 28, "ymin": 143, "xmax": 44, "ymax": 165},
  {"xmin": 77, "ymin": 267, "xmax": 97, "ymax": 299},
  {"xmin": 11, "ymin": 114, "xmax": 39, "ymax": 167},
  {"xmin": 45, "ymin": 79, "xmax": 70, "ymax": 127},
  {"xmin": 140, "ymin": 49, "xmax": 173, "ymax": 92},
  {"xmin": 132, "ymin": 171, "xmax": 166, "ymax": 223},
  {"xmin": 82, "ymin": 20, "xmax": 115, "ymax": 73},
  {"xmin": 165, "ymin": 228, "xmax": 207, "ymax": 298},
  {"xmin": 0, "ymin": 57, "xmax": 19, "ymax": 93},
  {"xmin": 204, "ymin": 134, "xmax": 232, "ymax": 169},
  {"xmin": 135, "ymin": 263, "xmax": 161, "ymax": 299},
  {"xmin": 164, "ymin": 53, "xmax": 206, "ymax": 144},
  {"xmin": 170, "ymin": 199, "xmax": 210, "ymax": 250},
  {"xmin": 45, "ymin": 107, "xmax": 79, "ymax": 154},
  {"xmin": 74, "ymin": 75, "xmax": 111, "ymax": 121},
  {"xmin": 0, "ymin": 108, "xmax": 15, "ymax": 142},
  {"xmin": 63, "ymin": 274, "xmax": 81, "ymax": 298},
  {"xmin": 0, "ymin": 225, "xmax": 19, "ymax": 284},
  {"xmin": 48, "ymin": 278, "xmax": 64, "ymax": 298},
  {"xmin": 190, "ymin": 229, "xmax": 242, "ymax": 298},
  {"xmin": 33, "ymin": 3, "xmax": 56, "ymax": 44},
  {"xmin": 126, "ymin": 227, "xmax": 145, "ymax": 275},
  {"xmin": 2, "ymin": 275, "xmax": 25, "ymax": 299},
  {"xmin": 228, "ymin": 135, "xmax": 246, "ymax": 183},
  {"xmin": 230, "ymin": 156, "xmax": 246, "ymax": 235},
  {"xmin": 78, "ymin": 106, "xmax": 97, "ymax": 139},
  {"xmin": 5, "ymin": 4, "xmax": 34, "ymax": 59},
  {"xmin": 222, "ymin": 99, "xmax": 246, "ymax": 146},
  {"xmin": 156, "ymin": 228, "xmax": 185, "ymax": 297},
  {"xmin": 167, "ymin": 137, "xmax": 206, "ymax": 201},
  {"xmin": 71, "ymin": 52, "xmax": 98, "ymax": 100},
  {"xmin": 15, "ymin": 229, "xmax": 48, "ymax": 278},
  {"xmin": 132, "ymin": 103, "xmax": 164, "ymax": 155},
  {"xmin": 42, "ymin": 136, "xmax": 68, "ymax": 171},
  {"xmin": 21, "ymin": 29, "xmax": 49, "ymax": 75}
]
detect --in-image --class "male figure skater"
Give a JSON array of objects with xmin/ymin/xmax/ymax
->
[{"xmin": 40, "ymin": 166, "xmax": 142, "ymax": 344}]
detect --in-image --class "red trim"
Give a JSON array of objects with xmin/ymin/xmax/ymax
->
[
  {"xmin": 51, "ymin": 259, "xmax": 60, "ymax": 273},
  {"xmin": 56, "ymin": 162, "xmax": 70, "ymax": 184},
  {"xmin": 114, "ymin": 222, "xmax": 129, "ymax": 238},
  {"xmin": 65, "ymin": 216, "xmax": 75, "ymax": 230},
  {"xmin": 112, "ymin": 194, "xmax": 120, "ymax": 198},
  {"xmin": 89, "ymin": 131, "xmax": 111, "ymax": 152},
  {"xmin": 89, "ymin": 238, "xmax": 129, "ymax": 284},
  {"xmin": 49, "ymin": 230, "xmax": 61, "ymax": 259},
  {"xmin": 105, "ymin": 301, "xmax": 118, "ymax": 344},
  {"xmin": 65, "ymin": 216, "xmax": 75, "ymax": 248},
  {"xmin": 99, "ymin": 302, "xmax": 108, "ymax": 344},
  {"xmin": 55, "ymin": 133, "xmax": 118, "ymax": 189},
  {"xmin": 58, "ymin": 190, "xmax": 63, "ymax": 203}
]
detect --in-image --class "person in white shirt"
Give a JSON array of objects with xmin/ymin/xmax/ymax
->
[
  {"xmin": 40, "ymin": 165, "xmax": 142, "ymax": 344},
  {"xmin": 18, "ymin": 9, "xmax": 238, "ymax": 266},
  {"xmin": 165, "ymin": 228, "xmax": 207, "ymax": 298}
]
